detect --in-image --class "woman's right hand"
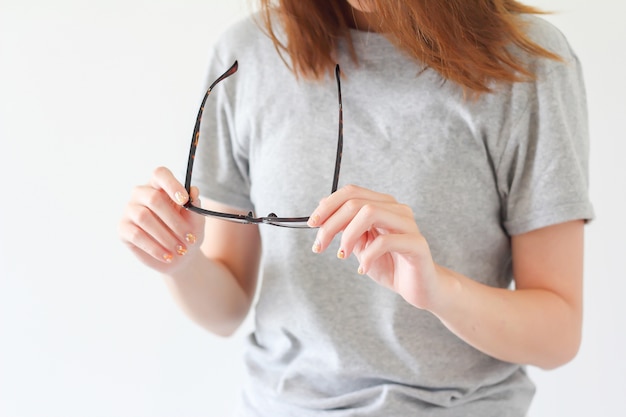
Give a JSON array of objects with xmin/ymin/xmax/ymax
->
[{"xmin": 119, "ymin": 166, "xmax": 206, "ymax": 274}]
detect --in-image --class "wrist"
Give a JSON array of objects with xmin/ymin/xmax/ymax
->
[{"xmin": 426, "ymin": 264, "xmax": 464, "ymax": 320}]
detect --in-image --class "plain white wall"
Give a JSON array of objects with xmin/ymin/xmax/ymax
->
[{"xmin": 0, "ymin": 1, "xmax": 624, "ymax": 416}]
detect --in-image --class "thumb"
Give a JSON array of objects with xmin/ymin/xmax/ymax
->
[{"xmin": 189, "ymin": 186, "xmax": 201, "ymax": 207}]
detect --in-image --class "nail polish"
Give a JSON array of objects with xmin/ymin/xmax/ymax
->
[
  {"xmin": 308, "ymin": 214, "xmax": 320, "ymax": 227},
  {"xmin": 312, "ymin": 240, "xmax": 321, "ymax": 253},
  {"xmin": 185, "ymin": 233, "xmax": 197, "ymax": 244},
  {"xmin": 176, "ymin": 245, "xmax": 187, "ymax": 256},
  {"xmin": 174, "ymin": 191, "xmax": 186, "ymax": 205},
  {"xmin": 163, "ymin": 253, "xmax": 173, "ymax": 263},
  {"xmin": 337, "ymin": 249, "xmax": 346, "ymax": 259}
]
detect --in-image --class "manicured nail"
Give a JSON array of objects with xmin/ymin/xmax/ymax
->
[
  {"xmin": 312, "ymin": 240, "xmax": 321, "ymax": 253},
  {"xmin": 163, "ymin": 253, "xmax": 173, "ymax": 263},
  {"xmin": 176, "ymin": 245, "xmax": 187, "ymax": 256},
  {"xmin": 308, "ymin": 214, "xmax": 320, "ymax": 227},
  {"xmin": 174, "ymin": 191, "xmax": 187, "ymax": 205},
  {"xmin": 337, "ymin": 249, "xmax": 346, "ymax": 259},
  {"xmin": 185, "ymin": 233, "xmax": 197, "ymax": 244},
  {"xmin": 357, "ymin": 265, "xmax": 365, "ymax": 275}
]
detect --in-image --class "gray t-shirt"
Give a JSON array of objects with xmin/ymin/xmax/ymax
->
[{"xmin": 189, "ymin": 13, "xmax": 594, "ymax": 417}]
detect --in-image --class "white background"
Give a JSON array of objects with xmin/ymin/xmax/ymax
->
[{"xmin": 0, "ymin": 1, "xmax": 624, "ymax": 416}]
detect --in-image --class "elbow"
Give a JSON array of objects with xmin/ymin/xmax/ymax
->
[
  {"xmin": 180, "ymin": 295, "xmax": 250, "ymax": 338},
  {"xmin": 535, "ymin": 328, "xmax": 582, "ymax": 370},
  {"xmin": 208, "ymin": 325, "xmax": 238, "ymax": 338},
  {"xmin": 535, "ymin": 290, "xmax": 584, "ymax": 370},
  {"xmin": 537, "ymin": 351, "xmax": 579, "ymax": 371},
  {"xmin": 198, "ymin": 306, "xmax": 250, "ymax": 338},
  {"xmin": 195, "ymin": 317, "xmax": 244, "ymax": 338},
  {"xmin": 208, "ymin": 316, "xmax": 246, "ymax": 338}
]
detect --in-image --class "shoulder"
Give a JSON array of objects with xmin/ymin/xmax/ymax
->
[
  {"xmin": 515, "ymin": 15, "xmax": 586, "ymax": 107},
  {"xmin": 208, "ymin": 12, "xmax": 282, "ymax": 69},
  {"xmin": 486, "ymin": 14, "xmax": 585, "ymax": 117},
  {"xmin": 515, "ymin": 14, "xmax": 579, "ymax": 73},
  {"xmin": 521, "ymin": 15, "xmax": 573, "ymax": 53},
  {"xmin": 215, "ymin": 13, "xmax": 265, "ymax": 46}
]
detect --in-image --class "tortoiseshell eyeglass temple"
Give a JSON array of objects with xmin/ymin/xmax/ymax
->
[{"xmin": 183, "ymin": 61, "xmax": 343, "ymax": 228}]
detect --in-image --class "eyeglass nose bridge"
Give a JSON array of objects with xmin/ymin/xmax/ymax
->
[{"xmin": 256, "ymin": 212, "xmax": 312, "ymax": 227}]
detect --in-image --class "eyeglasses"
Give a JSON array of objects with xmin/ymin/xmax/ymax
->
[{"xmin": 183, "ymin": 61, "xmax": 343, "ymax": 228}]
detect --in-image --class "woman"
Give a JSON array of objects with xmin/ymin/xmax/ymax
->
[{"xmin": 119, "ymin": 0, "xmax": 594, "ymax": 415}]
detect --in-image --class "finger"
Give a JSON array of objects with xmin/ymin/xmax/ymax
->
[
  {"xmin": 188, "ymin": 186, "xmax": 202, "ymax": 207},
  {"xmin": 356, "ymin": 233, "xmax": 429, "ymax": 276},
  {"xmin": 339, "ymin": 203, "xmax": 417, "ymax": 258},
  {"xmin": 131, "ymin": 185, "xmax": 197, "ymax": 243},
  {"xmin": 179, "ymin": 186, "xmax": 205, "ymax": 244},
  {"xmin": 149, "ymin": 166, "xmax": 189, "ymax": 206},
  {"xmin": 313, "ymin": 199, "xmax": 410, "ymax": 255},
  {"xmin": 119, "ymin": 218, "xmax": 180, "ymax": 264},
  {"xmin": 128, "ymin": 244, "xmax": 172, "ymax": 271},
  {"xmin": 124, "ymin": 201, "xmax": 191, "ymax": 258},
  {"xmin": 308, "ymin": 184, "xmax": 395, "ymax": 227}
]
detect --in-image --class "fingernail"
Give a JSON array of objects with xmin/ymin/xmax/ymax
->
[
  {"xmin": 337, "ymin": 249, "xmax": 346, "ymax": 259},
  {"xmin": 357, "ymin": 265, "xmax": 365, "ymax": 275},
  {"xmin": 174, "ymin": 191, "xmax": 187, "ymax": 205},
  {"xmin": 308, "ymin": 214, "xmax": 320, "ymax": 227},
  {"xmin": 185, "ymin": 233, "xmax": 197, "ymax": 244},
  {"xmin": 312, "ymin": 240, "xmax": 321, "ymax": 253},
  {"xmin": 163, "ymin": 253, "xmax": 173, "ymax": 263},
  {"xmin": 176, "ymin": 245, "xmax": 187, "ymax": 256}
]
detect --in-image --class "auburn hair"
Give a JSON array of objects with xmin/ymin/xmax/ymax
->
[{"xmin": 257, "ymin": 0, "xmax": 561, "ymax": 95}]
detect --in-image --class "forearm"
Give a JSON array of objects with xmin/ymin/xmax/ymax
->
[
  {"xmin": 432, "ymin": 265, "xmax": 582, "ymax": 370},
  {"xmin": 162, "ymin": 252, "xmax": 253, "ymax": 337}
]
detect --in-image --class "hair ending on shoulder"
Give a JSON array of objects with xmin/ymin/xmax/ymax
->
[{"xmin": 256, "ymin": 0, "xmax": 561, "ymax": 96}]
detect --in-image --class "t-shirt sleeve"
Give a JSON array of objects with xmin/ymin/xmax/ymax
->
[
  {"xmin": 186, "ymin": 48, "xmax": 255, "ymax": 212},
  {"xmin": 497, "ymin": 53, "xmax": 595, "ymax": 236}
]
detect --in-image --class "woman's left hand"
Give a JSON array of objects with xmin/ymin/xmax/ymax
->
[
  {"xmin": 308, "ymin": 184, "xmax": 446, "ymax": 311},
  {"xmin": 308, "ymin": 185, "xmax": 586, "ymax": 369}
]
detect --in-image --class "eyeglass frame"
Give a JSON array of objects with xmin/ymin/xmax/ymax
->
[{"xmin": 183, "ymin": 61, "xmax": 343, "ymax": 228}]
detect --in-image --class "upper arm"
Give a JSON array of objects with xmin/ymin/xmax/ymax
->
[
  {"xmin": 511, "ymin": 219, "xmax": 585, "ymax": 318},
  {"xmin": 200, "ymin": 199, "xmax": 262, "ymax": 303}
]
